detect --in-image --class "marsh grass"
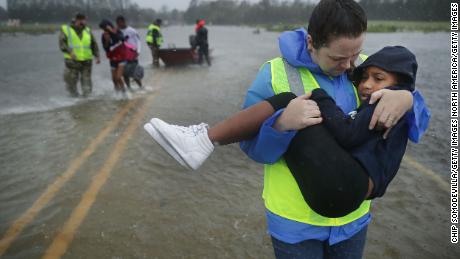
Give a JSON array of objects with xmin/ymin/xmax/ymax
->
[
  {"xmin": 0, "ymin": 24, "xmax": 58, "ymax": 34},
  {"xmin": 264, "ymin": 20, "xmax": 449, "ymax": 33}
]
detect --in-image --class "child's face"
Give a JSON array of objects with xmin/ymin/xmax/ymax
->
[{"xmin": 357, "ymin": 66, "xmax": 398, "ymax": 101}]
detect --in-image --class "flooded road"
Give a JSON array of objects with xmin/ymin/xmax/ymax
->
[{"xmin": 0, "ymin": 26, "xmax": 457, "ymax": 258}]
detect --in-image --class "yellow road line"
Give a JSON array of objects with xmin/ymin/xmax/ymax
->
[
  {"xmin": 42, "ymin": 94, "xmax": 156, "ymax": 259},
  {"xmin": 0, "ymin": 100, "xmax": 138, "ymax": 256},
  {"xmin": 403, "ymin": 155, "xmax": 449, "ymax": 190}
]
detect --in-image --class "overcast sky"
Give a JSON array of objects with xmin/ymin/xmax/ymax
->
[{"xmin": 0, "ymin": 0, "xmax": 316, "ymax": 11}]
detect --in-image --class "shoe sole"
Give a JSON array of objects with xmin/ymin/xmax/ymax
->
[
  {"xmin": 150, "ymin": 118, "xmax": 199, "ymax": 170},
  {"xmin": 143, "ymin": 123, "xmax": 191, "ymax": 170}
]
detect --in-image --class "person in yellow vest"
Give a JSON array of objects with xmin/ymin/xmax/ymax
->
[
  {"xmin": 146, "ymin": 19, "xmax": 163, "ymax": 67},
  {"xmin": 143, "ymin": 0, "xmax": 429, "ymax": 258},
  {"xmin": 237, "ymin": 0, "xmax": 418, "ymax": 254},
  {"xmin": 59, "ymin": 13, "xmax": 100, "ymax": 97}
]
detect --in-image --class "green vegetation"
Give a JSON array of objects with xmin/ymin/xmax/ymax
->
[
  {"xmin": 5, "ymin": 0, "xmax": 449, "ymax": 27},
  {"xmin": 263, "ymin": 24, "xmax": 305, "ymax": 33},
  {"xmin": 6, "ymin": 0, "xmax": 179, "ymax": 25},
  {"xmin": 264, "ymin": 21, "xmax": 449, "ymax": 33},
  {"xmin": 367, "ymin": 21, "xmax": 449, "ymax": 33},
  {"xmin": 0, "ymin": 20, "xmax": 449, "ymax": 36},
  {"xmin": 0, "ymin": 24, "xmax": 58, "ymax": 34}
]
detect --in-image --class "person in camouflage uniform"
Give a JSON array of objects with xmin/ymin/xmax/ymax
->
[{"xmin": 59, "ymin": 13, "xmax": 100, "ymax": 97}]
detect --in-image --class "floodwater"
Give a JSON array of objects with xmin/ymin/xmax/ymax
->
[{"xmin": 0, "ymin": 26, "xmax": 456, "ymax": 258}]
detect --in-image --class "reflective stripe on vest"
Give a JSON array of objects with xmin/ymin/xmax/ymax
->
[
  {"xmin": 263, "ymin": 56, "xmax": 370, "ymax": 226},
  {"xmin": 62, "ymin": 25, "xmax": 93, "ymax": 61},
  {"xmin": 146, "ymin": 24, "xmax": 163, "ymax": 46}
]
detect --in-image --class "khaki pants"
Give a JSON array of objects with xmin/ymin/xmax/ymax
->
[{"xmin": 64, "ymin": 59, "xmax": 93, "ymax": 97}]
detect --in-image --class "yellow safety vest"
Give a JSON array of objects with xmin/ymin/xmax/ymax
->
[
  {"xmin": 61, "ymin": 25, "xmax": 93, "ymax": 61},
  {"xmin": 146, "ymin": 24, "xmax": 163, "ymax": 46},
  {"xmin": 263, "ymin": 55, "xmax": 370, "ymax": 226}
]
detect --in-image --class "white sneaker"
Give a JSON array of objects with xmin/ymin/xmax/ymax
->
[
  {"xmin": 123, "ymin": 91, "xmax": 133, "ymax": 100},
  {"xmin": 144, "ymin": 123, "xmax": 190, "ymax": 169},
  {"xmin": 149, "ymin": 118, "xmax": 214, "ymax": 170},
  {"xmin": 114, "ymin": 91, "xmax": 125, "ymax": 100}
]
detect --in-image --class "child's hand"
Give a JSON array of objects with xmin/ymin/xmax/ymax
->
[
  {"xmin": 368, "ymin": 89, "xmax": 413, "ymax": 138},
  {"xmin": 273, "ymin": 93, "xmax": 322, "ymax": 132}
]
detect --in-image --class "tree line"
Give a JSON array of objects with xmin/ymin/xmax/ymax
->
[
  {"xmin": 3, "ymin": 0, "xmax": 181, "ymax": 24},
  {"xmin": 1, "ymin": 0, "xmax": 450, "ymax": 24},
  {"xmin": 183, "ymin": 0, "xmax": 449, "ymax": 25},
  {"xmin": 359, "ymin": 0, "xmax": 449, "ymax": 21}
]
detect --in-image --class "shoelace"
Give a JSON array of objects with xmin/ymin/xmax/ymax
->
[
  {"xmin": 170, "ymin": 123, "xmax": 208, "ymax": 136},
  {"xmin": 190, "ymin": 123, "xmax": 208, "ymax": 136}
]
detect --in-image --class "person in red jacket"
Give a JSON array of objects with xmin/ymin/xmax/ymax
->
[{"xmin": 99, "ymin": 19, "xmax": 129, "ymax": 94}]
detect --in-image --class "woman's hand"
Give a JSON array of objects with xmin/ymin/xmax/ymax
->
[
  {"xmin": 368, "ymin": 89, "xmax": 413, "ymax": 138},
  {"xmin": 273, "ymin": 93, "xmax": 322, "ymax": 132}
]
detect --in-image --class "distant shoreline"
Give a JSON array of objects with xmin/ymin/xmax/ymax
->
[
  {"xmin": 0, "ymin": 24, "xmax": 58, "ymax": 34},
  {"xmin": 263, "ymin": 20, "xmax": 449, "ymax": 33},
  {"xmin": 0, "ymin": 21, "xmax": 449, "ymax": 35}
]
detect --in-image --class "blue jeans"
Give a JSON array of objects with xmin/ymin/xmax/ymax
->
[{"xmin": 271, "ymin": 226, "xmax": 367, "ymax": 259}]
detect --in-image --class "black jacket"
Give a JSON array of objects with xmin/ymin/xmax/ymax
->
[
  {"xmin": 196, "ymin": 27, "xmax": 208, "ymax": 46},
  {"xmin": 311, "ymin": 45, "xmax": 418, "ymax": 198},
  {"xmin": 310, "ymin": 87, "xmax": 408, "ymax": 199}
]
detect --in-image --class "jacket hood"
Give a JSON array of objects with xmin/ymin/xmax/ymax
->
[
  {"xmin": 353, "ymin": 46, "xmax": 418, "ymax": 91},
  {"xmin": 278, "ymin": 28, "xmax": 323, "ymax": 73},
  {"xmin": 99, "ymin": 19, "xmax": 113, "ymax": 30},
  {"xmin": 195, "ymin": 19, "xmax": 205, "ymax": 32}
]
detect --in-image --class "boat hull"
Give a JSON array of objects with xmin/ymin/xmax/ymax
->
[{"xmin": 158, "ymin": 48, "xmax": 198, "ymax": 66}]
